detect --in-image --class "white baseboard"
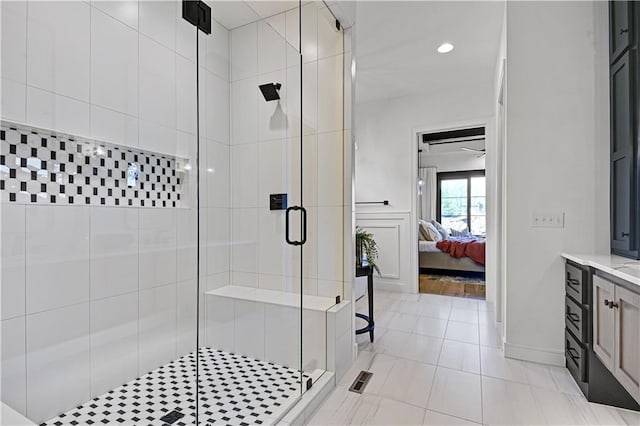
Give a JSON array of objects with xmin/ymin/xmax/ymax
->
[{"xmin": 503, "ymin": 341, "xmax": 565, "ymax": 366}]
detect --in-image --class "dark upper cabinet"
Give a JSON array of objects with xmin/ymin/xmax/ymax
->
[
  {"xmin": 610, "ymin": 1, "xmax": 640, "ymax": 260},
  {"xmin": 611, "ymin": 52, "xmax": 635, "ymax": 252},
  {"xmin": 610, "ymin": 1, "xmax": 632, "ymax": 62}
]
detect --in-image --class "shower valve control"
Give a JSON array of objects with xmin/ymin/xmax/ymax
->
[{"xmin": 270, "ymin": 193, "xmax": 287, "ymax": 210}]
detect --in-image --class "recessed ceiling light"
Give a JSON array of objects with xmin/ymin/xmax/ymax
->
[{"xmin": 437, "ymin": 42, "xmax": 454, "ymax": 54}]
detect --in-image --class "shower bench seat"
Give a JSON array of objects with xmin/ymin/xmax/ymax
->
[
  {"xmin": 204, "ymin": 285, "xmax": 352, "ymax": 380},
  {"xmin": 204, "ymin": 285, "xmax": 338, "ymax": 311}
]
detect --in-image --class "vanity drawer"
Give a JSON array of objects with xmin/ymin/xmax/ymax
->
[
  {"xmin": 566, "ymin": 262, "xmax": 588, "ymax": 304},
  {"xmin": 565, "ymin": 329, "xmax": 587, "ymax": 383},
  {"xmin": 565, "ymin": 295, "xmax": 588, "ymax": 343}
]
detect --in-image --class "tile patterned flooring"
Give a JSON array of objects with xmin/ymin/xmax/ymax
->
[
  {"xmin": 41, "ymin": 348, "xmax": 309, "ymax": 426},
  {"xmin": 309, "ymin": 290, "xmax": 640, "ymax": 425}
]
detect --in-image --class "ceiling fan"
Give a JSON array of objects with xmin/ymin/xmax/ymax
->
[{"xmin": 460, "ymin": 147, "xmax": 486, "ymax": 158}]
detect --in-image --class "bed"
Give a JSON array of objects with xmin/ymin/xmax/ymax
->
[{"xmin": 419, "ymin": 240, "xmax": 485, "ymax": 273}]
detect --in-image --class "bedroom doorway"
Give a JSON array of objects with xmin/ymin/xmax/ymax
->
[{"xmin": 417, "ymin": 126, "xmax": 487, "ymax": 300}]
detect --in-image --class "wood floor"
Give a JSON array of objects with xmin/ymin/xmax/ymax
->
[{"xmin": 419, "ymin": 274, "xmax": 485, "ymax": 299}]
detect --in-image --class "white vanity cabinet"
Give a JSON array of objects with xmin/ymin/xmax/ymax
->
[{"xmin": 593, "ymin": 274, "xmax": 640, "ymax": 402}]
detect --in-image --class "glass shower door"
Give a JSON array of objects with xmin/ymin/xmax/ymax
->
[{"xmin": 196, "ymin": 1, "xmax": 308, "ymax": 424}]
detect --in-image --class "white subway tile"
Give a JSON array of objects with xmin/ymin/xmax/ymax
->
[
  {"xmin": 264, "ymin": 304, "xmax": 299, "ymax": 369},
  {"xmin": 138, "ymin": 283, "xmax": 177, "ymax": 375},
  {"xmin": 90, "ymin": 207, "xmax": 138, "ymax": 300},
  {"xmin": 25, "ymin": 205, "xmax": 90, "ymax": 314},
  {"xmin": 0, "ymin": 78, "xmax": 26, "ymax": 123},
  {"xmin": 258, "ymin": 208, "xmax": 293, "ymax": 277},
  {"xmin": 91, "ymin": 8, "xmax": 138, "ymax": 117},
  {"xmin": 206, "ymin": 207, "xmax": 230, "ymax": 275},
  {"xmin": 233, "ymin": 300, "xmax": 265, "ymax": 360},
  {"xmin": 1, "ymin": 204, "xmax": 25, "ymax": 320},
  {"xmin": 205, "ymin": 19, "xmax": 230, "ymax": 81},
  {"xmin": 231, "ymin": 143, "xmax": 258, "ymax": 208},
  {"xmin": 92, "ymin": 1, "xmax": 138, "ymax": 30},
  {"xmin": 231, "ymin": 208, "xmax": 258, "ymax": 273},
  {"xmin": 1, "ymin": 0, "xmax": 26, "ymax": 83},
  {"xmin": 139, "ymin": 0, "xmax": 176, "ymax": 51},
  {"xmin": 257, "ymin": 139, "xmax": 287, "ymax": 208},
  {"xmin": 90, "ymin": 292, "xmax": 138, "ymax": 397},
  {"xmin": 231, "ymin": 76, "xmax": 259, "ymax": 145},
  {"xmin": 26, "ymin": 87, "xmax": 90, "ymax": 138},
  {"xmin": 316, "ymin": 206, "xmax": 343, "ymax": 282},
  {"xmin": 176, "ymin": 55, "xmax": 197, "ymax": 135},
  {"xmin": 205, "ymin": 295, "xmax": 234, "ymax": 351},
  {"xmin": 206, "ymin": 140, "xmax": 230, "ymax": 208},
  {"xmin": 26, "ymin": 303, "xmax": 91, "ymax": 423},
  {"xmin": 317, "ymin": 6, "xmax": 343, "ymax": 60},
  {"xmin": 139, "ymin": 35, "xmax": 175, "ymax": 128},
  {"xmin": 1, "ymin": 317, "xmax": 26, "ymax": 415},
  {"xmin": 90, "ymin": 105, "xmax": 138, "ymax": 148},
  {"xmin": 27, "ymin": 1, "xmax": 90, "ymax": 102},
  {"xmin": 317, "ymin": 55, "xmax": 343, "ymax": 134},
  {"xmin": 138, "ymin": 209, "xmax": 177, "ymax": 290},
  {"xmin": 258, "ymin": 21, "xmax": 286, "ymax": 75},
  {"xmin": 231, "ymin": 23, "xmax": 257, "ymax": 81},
  {"xmin": 176, "ymin": 279, "xmax": 197, "ymax": 357},
  {"xmin": 205, "ymin": 71, "xmax": 230, "ymax": 144},
  {"xmin": 317, "ymin": 131, "xmax": 344, "ymax": 206}
]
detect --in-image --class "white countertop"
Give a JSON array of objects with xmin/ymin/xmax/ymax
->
[{"xmin": 561, "ymin": 253, "xmax": 640, "ymax": 286}]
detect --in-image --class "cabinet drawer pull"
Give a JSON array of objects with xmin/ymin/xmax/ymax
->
[
  {"xmin": 621, "ymin": 232, "xmax": 630, "ymax": 237},
  {"xmin": 566, "ymin": 346, "xmax": 580, "ymax": 361},
  {"xmin": 604, "ymin": 299, "xmax": 619, "ymax": 309},
  {"xmin": 566, "ymin": 312, "xmax": 580, "ymax": 322},
  {"xmin": 566, "ymin": 278, "xmax": 580, "ymax": 287},
  {"xmin": 620, "ymin": 28, "xmax": 628, "ymax": 35}
]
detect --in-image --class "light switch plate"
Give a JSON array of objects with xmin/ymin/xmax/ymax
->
[{"xmin": 531, "ymin": 212, "xmax": 565, "ymax": 228}]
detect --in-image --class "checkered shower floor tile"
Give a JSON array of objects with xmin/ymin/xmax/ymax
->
[{"xmin": 41, "ymin": 348, "xmax": 314, "ymax": 426}]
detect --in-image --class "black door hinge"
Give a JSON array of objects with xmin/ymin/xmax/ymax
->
[{"xmin": 183, "ymin": 0, "xmax": 211, "ymax": 34}]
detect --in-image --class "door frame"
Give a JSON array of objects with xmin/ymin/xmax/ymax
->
[{"xmin": 411, "ymin": 117, "xmax": 500, "ymax": 310}]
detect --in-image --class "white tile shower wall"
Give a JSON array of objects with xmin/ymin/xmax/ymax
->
[
  {"xmin": 205, "ymin": 295, "xmax": 327, "ymax": 372},
  {"xmin": 229, "ymin": 2, "xmax": 344, "ymax": 299},
  {"xmin": 0, "ymin": 0, "xmax": 230, "ymax": 422}
]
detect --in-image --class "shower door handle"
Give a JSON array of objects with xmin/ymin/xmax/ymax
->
[{"xmin": 285, "ymin": 206, "xmax": 307, "ymax": 246}]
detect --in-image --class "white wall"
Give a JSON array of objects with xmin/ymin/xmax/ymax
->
[
  {"xmin": 356, "ymin": 86, "xmax": 493, "ymax": 212},
  {"xmin": 503, "ymin": 1, "xmax": 609, "ymax": 365},
  {"xmin": 355, "ymin": 85, "xmax": 494, "ymax": 293},
  {"xmin": 0, "ymin": 1, "xmax": 229, "ymax": 421}
]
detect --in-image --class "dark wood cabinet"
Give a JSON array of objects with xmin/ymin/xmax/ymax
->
[
  {"xmin": 563, "ymin": 260, "xmax": 640, "ymax": 411},
  {"xmin": 610, "ymin": 0, "xmax": 632, "ymax": 62},
  {"xmin": 610, "ymin": 1, "xmax": 640, "ymax": 260}
]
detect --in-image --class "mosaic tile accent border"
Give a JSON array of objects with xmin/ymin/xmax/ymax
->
[{"xmin": 0, "ymin": 122, "xmax": 190, "ymax": 208}]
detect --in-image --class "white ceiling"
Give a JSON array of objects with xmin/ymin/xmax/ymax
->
[
  {"xmin": 210, "ymin": 0, "xmax": 300, "ymax": 29},
  {"xmin": 355, "ymin": 1, "xmax": 505, "ymax": 103}
]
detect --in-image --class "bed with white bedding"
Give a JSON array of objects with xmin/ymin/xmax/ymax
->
[{"xmin": 419, "ymin": 237, "xmax": 485, "ymax": 273}]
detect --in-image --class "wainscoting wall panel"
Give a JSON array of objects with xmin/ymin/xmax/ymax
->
[{"xmin": 356, "ymin": 211, "xmax": 416, "ymax": 293}]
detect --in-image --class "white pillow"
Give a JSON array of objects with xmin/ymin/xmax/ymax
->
[
  {"xmin": 431, "ymin": 220, "xmax": 450, "ymax": 240},
  {"xmin": 422, "ymin": 221, "xmax": 443, "ymax": 241}
]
